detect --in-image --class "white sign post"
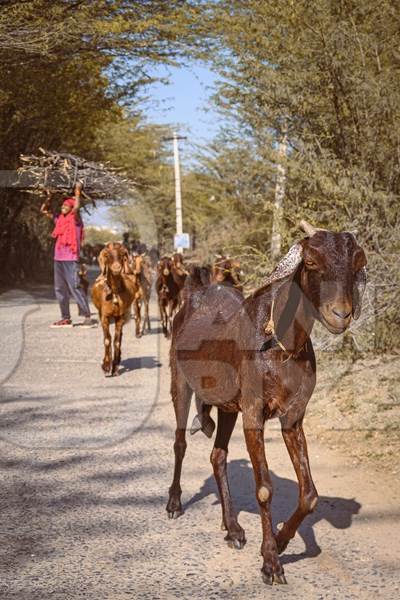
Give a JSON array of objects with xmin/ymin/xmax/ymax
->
[
  {"xmin": 172, "ymin": 132, "xmax": 183, "ymax": 252},
  {"xmin": 174, "ymin": 233, "xmax": 191, "ymax": 250}
]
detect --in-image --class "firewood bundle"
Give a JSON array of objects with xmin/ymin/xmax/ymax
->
[{"xmin": 16, "ymin": 148, "xmax": 131, "ymax": 205}]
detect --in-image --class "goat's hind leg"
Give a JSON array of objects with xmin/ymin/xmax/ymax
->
[
  {"xmin": 166, "ymin": 365, "xmax": 192, "ymax": 519},
  {"xmin": 101, "ymin": 316, "xmax": 112, "ymax": 374},
  {"xmin": 111, "ymin": 317, "xmax": 123, "ymax": 376},
  {"xmin": 211, "ymin": 409, "xmax": 246, "ymax": 549}
]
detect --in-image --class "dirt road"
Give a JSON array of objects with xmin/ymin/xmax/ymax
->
[{"xmin": 0, "ymin": 286, "xmax": 399, "ymax": 599}]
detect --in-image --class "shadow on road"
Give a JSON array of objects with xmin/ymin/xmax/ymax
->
[
  {"xmin": 184, "ymin": 458, "xmax": 361, "ymax": 564},
  {"xmin": 120, "ymin": 355, "xmax": 162, "ymax": 372}
]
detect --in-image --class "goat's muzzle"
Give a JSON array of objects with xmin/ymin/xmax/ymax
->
[
  {"xmin": 163, "ymin": 268, "xmax": 170, "ymax": 276},
  {"xmin": 110, "ymin": 263, "xmax": 122, "ymax": 275},
  {"xmin": 319, "ymin": 302, "xmax": 352, "ymax": 334}
]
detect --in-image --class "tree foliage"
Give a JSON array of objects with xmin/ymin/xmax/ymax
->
[
  {"xmin": 194, "ymin": 0, "xmax": 400, "ymax": 349},
  {"xmin": 0, "ymin": 0, "xmax": 201, "ymax": 282}
]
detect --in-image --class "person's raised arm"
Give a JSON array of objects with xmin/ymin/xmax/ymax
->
[{"xmin": 72, "ymin": 181, "xmax": 82, "ymax": 213}]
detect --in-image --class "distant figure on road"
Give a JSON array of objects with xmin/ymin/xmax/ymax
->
[{"xmin": 40, "ymin": 183, "xmax": 97, "ymax": 328}]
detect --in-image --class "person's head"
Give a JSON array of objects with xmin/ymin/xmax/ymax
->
[{"xmin": 61, "ymin": 198, "xmax": 76, "ymax": 215}]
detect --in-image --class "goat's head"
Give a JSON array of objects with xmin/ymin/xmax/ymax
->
[
  {"xmin": 131, "ymin": 252, "xmax": 145, "ymax": 275},
  {"xmin": 212, "ymin": 256, "xmax": 242, "ymax": 287},
  {"xmin": 98, "ymin": 242, "xmax": 131, "ymax": 278},
  {"xmin": 264, "ymin": 221, "xmax": 367, "ymax": 334},
  {"xmin": 172, "ymin": 252, "xmax": 188, "ymax": 277},
  {"xmin": 157, "ymin": 256, "xmax": 172, "ymax": 278},
  {"xmin": 172, "ymin": 252, "xmax": 184, "ymax": 266}
]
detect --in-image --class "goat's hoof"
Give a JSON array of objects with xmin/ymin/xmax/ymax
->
[
  {"xmin": 166, "ymin": 496, "xmax": 183, "ymax": 519},
  {"xmin": 220, "ymin": 521, "xmax": 227, "ymax": 531},
  {"xmin": 226, "ymin": 538, "xmax": 246, "ymax": 550},
  {"xmin": 225, "ymin": 530, "xmax": 246, "ymax": 550},
  {"xmin": 261, "ymin": 566, "xmax": 286, "ymax": 586},
  {"xmin": 102, "ymin": 364, "xmax": 111, "ymax": 375},
  {"xmin": 167, "ymin": 509, "xmax": 184, "ymax": 520},
  {"xmin": 136, "ymin": 333, "xmax": 142, "ymax": 339}
]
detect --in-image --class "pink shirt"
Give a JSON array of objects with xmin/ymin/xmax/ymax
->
[{"xmin": 53, "ymin": 215, "xmax": 83, "ymax": 261}]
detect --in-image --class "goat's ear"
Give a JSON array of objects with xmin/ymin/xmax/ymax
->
[
  {"xmin": 122, "ymin": 252, "xmax": 132, "ymax": 275},
  {"xmin": 98, "ymin": 251, "xmax": 107, "ymax": 276},
  {"xmin": 263, "ymin": 243, "xmax": 303, "ymax": 287},
  {"xmin": 352, "ymin": 266, "xmax": 367, "ymax": 320}
]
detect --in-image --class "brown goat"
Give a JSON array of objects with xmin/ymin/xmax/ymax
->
[
  {"xmin": 91, "ymin": 242, "xmax": 137, "ymax": 376},
  {"xmin": 212, "ymin": 255, "xmax": 243, "ymax": 291},
  {"xmin": 166, "ymin": 221, "xmax": 367, "ymax": 585},
  {"xmin": 190, "ymin": 256, "xmax": 245, "ymax": 437},
  {"xmin": 78, "ymin": 260, "xmax": 89, "ymax": 298},
  {"xmin": 171, "ymin": 253, "xmax": 188, "ymax": 307},
  {"xmin": 156, "ymin": 256, "xmax": 180, "ymax": 338},
  {"xmin": 130, "ymin": 253, "xmax": 152, "ymax": 338}
]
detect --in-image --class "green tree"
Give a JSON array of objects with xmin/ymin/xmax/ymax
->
[
  {"xmin": 196, "ymin": 0, "xmax": 400, "ymax": 348},
  {"xmin": 0, "ymin": 0, "xmax": 206, "ymax": 282}
]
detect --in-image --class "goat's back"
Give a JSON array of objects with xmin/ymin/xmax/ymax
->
[
  {"xmin": 172, "ymin": 283, "xmax": 244, "ymax": 406},
  {"xmin": 175, "ymin": 283, "xmax": 244, "ymax": 351}
]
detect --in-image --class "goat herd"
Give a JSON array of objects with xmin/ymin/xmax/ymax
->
[
  {"xmin": 90, "ymin": 221, "xmax": 367, "ymax": 586},
  {"xmin": 90, "ymin": 246, "xmax": 241, "ymax": 376}
]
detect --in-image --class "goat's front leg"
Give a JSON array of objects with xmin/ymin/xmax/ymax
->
[
  {"xmin": 143, "ymin": 297, "xmax": 150, "ymax": 333},
  {"xmin": 159, "ymin": 300, "xmax": 168, "ymax": 337},
  {"xmin": 133, "ymin": 298, "xmax": 141, "ymax": 338},
  {"xmin": 167, "ymin": 299, "xmax": 177, "ymax": 338},
  {"xmin": 111, "ymin": 317, "xmax": 124, "ymax": 376},
  {"xmin": 244, "ymin": 425, "xmax": 286, "ymax": 585},
  {"xmin": 101, "ymin": 316, "xmax": 112, "ymax": 374},
  {"xmin": 275, "ymin": 418, "xmax": 318, "ymax": 554}
]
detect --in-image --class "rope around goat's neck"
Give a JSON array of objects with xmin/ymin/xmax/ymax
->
[
  {"xmin": 263, "ymin": 295, "xmax": 307, "ymax": 362},
  {"xmin": 264, "ymin": 297, "xmax": 289, "ymax": 354}
]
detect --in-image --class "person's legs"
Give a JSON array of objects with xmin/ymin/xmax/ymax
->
[
  {"xmin": 64, "ymin": 261, "xmax": 91, "ymax": 318},
  {"xmin": 54, "ymin": 261, "xmax": 71, "ymax": 320}
]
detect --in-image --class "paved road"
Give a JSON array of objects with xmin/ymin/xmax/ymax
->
[{"xmin": 0, "ymin": 286, "xmax": 399, "ymax": 599}]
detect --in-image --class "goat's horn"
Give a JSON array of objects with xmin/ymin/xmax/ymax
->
[{"xmin": 299, "ymin": 220, "xmax": 317, "ymax": 237}]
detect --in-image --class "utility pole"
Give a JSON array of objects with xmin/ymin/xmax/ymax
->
[
  {"xmin": 271, "ymin": 128, "xmax": 288, "ymax": 261},
  {"xmin": 163, "ymin": 132, "xmax": 187, "ymax": 253}
]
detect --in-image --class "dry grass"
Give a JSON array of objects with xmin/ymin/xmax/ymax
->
[{"xmin": 305, "ymin": 353, "xmax": 400, "ymax": 474}]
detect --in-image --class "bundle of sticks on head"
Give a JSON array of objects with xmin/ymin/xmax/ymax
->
[{"xmin": 15, "ymin": 147, "xmax": 130, "ymax": 206}]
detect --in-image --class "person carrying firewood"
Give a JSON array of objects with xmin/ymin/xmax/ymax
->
[{"xmin": 40, "ymin": 183, "xmax": 97, "ymax": 328}]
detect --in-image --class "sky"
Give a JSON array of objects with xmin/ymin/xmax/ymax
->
[
  {"xmin": 144, "ymin": 63, "xmax": 221, "ymax": 143},
  {"xmin": 86, "ymin": 63, "xmax": 220, "ymax": 228}
]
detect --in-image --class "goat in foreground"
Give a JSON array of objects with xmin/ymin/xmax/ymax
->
[
  {"xmin": 166, "ymin": 222, "xmax": 367, "ymax": 585},
  {"xmin": 92, "ymin": 242, "xmax": 137, "ymax": 376}
]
